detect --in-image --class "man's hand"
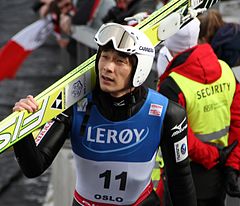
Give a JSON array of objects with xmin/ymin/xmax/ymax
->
[
  {"xmin": 60, "ymin": 13, "xmax": 72, "ymax": 34},
  {"xmin": 13, "ymin": 95, "xmax": 38, "ymax": 113},
  {"xmin": 224, "ymin": 166, "xmax": 240, "ymax": 198}
]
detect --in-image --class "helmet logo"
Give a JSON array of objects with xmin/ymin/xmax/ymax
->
[{"xmin": 139, "ymin": 46, "xmax": 154, "ymax": 53}]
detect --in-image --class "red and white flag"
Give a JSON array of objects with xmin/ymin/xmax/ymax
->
[{"xmin": 0, "ymin": 16, "xmax": 54, "ymax": 80}]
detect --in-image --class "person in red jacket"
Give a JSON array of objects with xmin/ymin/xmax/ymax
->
[{"xmin": 157, "ymin": 17, "xmax": 240, "ymax": 206}]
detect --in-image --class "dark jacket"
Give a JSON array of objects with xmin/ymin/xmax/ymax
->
[
  {"xmin": 211, "ymin": 23, "xmax": 240, "ymax": 67},
  {"xmin": 102, "ymin": 0, "xmax": 157, "ymax": 24}
]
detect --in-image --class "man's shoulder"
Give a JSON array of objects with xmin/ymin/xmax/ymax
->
[{"xmin": 164, "ymin": 100, "xmax": 187, "ymax": 124}]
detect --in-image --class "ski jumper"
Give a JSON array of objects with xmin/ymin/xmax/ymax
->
[{"xmin": 13, "ymin": 86, "xmax": 197, "ymax": 206}]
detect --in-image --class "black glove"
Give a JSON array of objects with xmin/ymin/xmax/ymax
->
[
  {"xmin": 224, "ymin": 166, "xmax": 240, "ymax": 198},
  {"xmin": 218, "ymin": 140, "xmax": 238, "ymax": 166}
]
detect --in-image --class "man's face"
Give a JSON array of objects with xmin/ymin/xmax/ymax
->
[{"xmin": 98, "ymin": 49, "xmax": 133, "ymax": 97}]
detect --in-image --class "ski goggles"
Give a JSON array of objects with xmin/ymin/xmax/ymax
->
[{"xmin": 94, "ymin": 23, "xmax": 137, "ymax": 54}]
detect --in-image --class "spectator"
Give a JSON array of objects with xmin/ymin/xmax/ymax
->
[
  {"xmin": 32, "ymin": 0, "xmax": 77, "ymax": 55},
  {"xmin": 32, "ymin": 0, "xmax": 75, "ymax": 26},
  {"xmin": 59, "ymin": 0, "xmax": 115, "ymax": 67},
  {"xmin": 32, "ymin": 0, "xmax": 111, "ymax": 68},
  {"xmin": 32, "ymin": 0, "xmax": 58, "ymax": 18},
  {"xmin": 157, "ymin": 18, "xmax": 240, "ymax": 206},
  {"xmin": 102, "ymin": 0, "xmax": 157, "ymax": 25},
  {"xmin": 198, "ymin": 9, "xmax": 240, "ymax": 67}
]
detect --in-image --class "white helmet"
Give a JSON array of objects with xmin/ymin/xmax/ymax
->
[{"xmin": 94, "ymin": 23, "xmax": 155, "ymax": 87}]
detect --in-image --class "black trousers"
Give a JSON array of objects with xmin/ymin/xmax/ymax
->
[
  {"xmin": 191, "ymin": 162, "xmax": 226, "ymax": 206},
  {"xmin": 197, "ymin": 195, "xmax": 226, "ymax": 206}
]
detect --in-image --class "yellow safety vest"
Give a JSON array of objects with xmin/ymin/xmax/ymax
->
[
  {"xmin": 170, "ymin": 60, "xmax": 236, "ymax": 146},
  {"xmin": 151, "ymin": 150, "xmax": 164, "ymax": 190}
]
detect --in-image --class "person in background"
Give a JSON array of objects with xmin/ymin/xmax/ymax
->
[
  {"xmin": 32, "ymin": 0, "xmax": 62, "ymax": 18},
  {"xmin": 58, "ymin": 0, "xmax": 103, "ymax": 66},
  {"xmin": 32, "ymin": 0, "xmax": 112, "ymax": 68},
  {"xmin": 12, "ymin": 22, "xmax": 197, "ymax": 206},
  {"xmin": 58, "ymin": 0, "xmax": 115, "ymax": 68},
  {"xmin": 102, "ymin": 0, "xmax": 157, "ymax": 25},
  {"xmin": 32, "ymin": 0, "xmax": 75, "ymax": 30},
  {"xmin": 157, "ymin": 17, "xmax": 240, "ymax": 206},
  {"xmin": 198, "ymin": 9, "xmax": 240, "ymax": 67},
  {"xmin": 32, "ymin": 0, "xmax": 77, "ymax": 51}
]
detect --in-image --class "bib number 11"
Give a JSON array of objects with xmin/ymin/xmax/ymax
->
[{"xmin": 99, "ymin": 170, "xmax": 127, "ymax": 191}]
